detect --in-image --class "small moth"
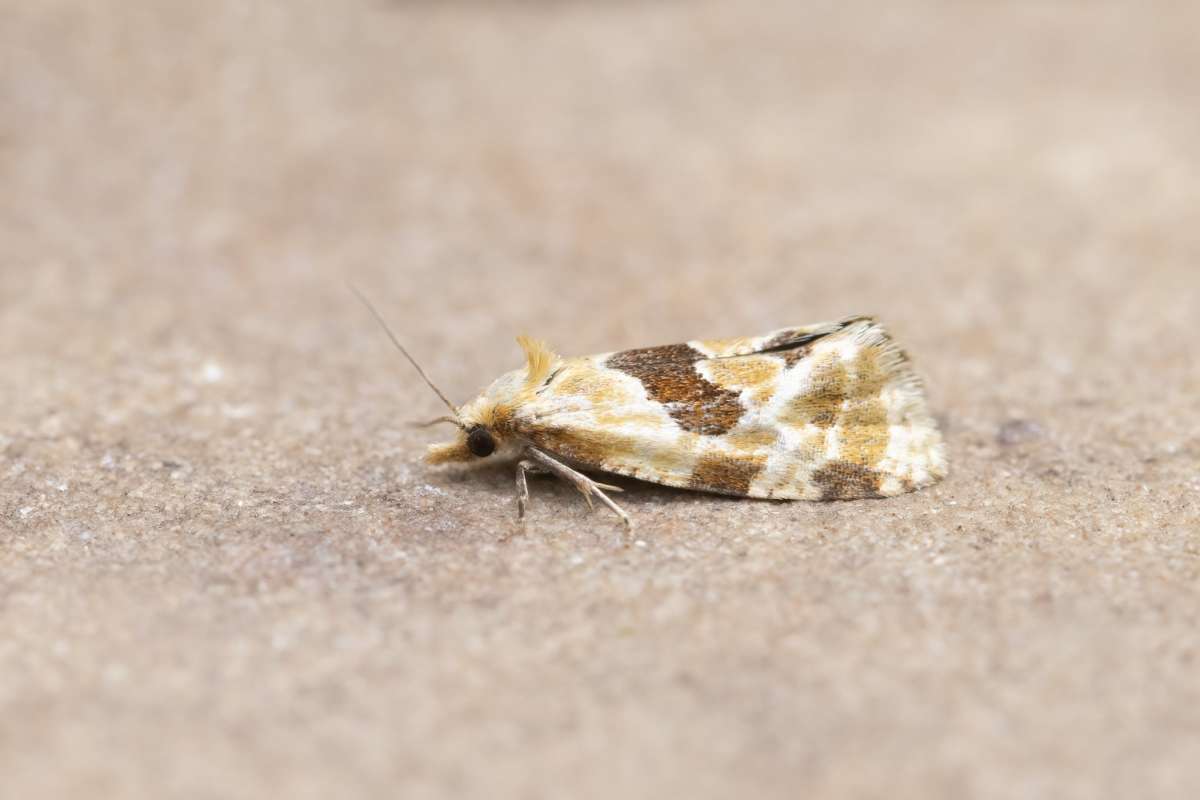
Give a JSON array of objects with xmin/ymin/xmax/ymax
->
[{"xmin": 355, "ymin": 291, "xmax": 946, "ymax": 528}]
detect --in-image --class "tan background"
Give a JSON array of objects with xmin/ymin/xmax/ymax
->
[{"xmin": 2, "ymin": 1, "xmax": 1199, "ymax": 798}]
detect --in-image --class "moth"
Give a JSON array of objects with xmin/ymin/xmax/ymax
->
[{"xmin": 355, "ymin": 290, "xmax": 946, "ymax": 529}]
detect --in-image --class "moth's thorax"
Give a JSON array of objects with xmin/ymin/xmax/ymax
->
[{"xmin": 461, "ymin": 367, "xmax": 531, "ymax": 431}]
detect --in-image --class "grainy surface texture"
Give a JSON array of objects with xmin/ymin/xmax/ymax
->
[{"xmin": 2, "ymin": 2, "xmax": 1199, "ymax": 799}]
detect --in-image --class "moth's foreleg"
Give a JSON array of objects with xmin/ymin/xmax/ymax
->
[
  {"xmin": 524, "ymin": 447, "xmax": 633, "ymax": 530},
  {"xmin": 515, "ymin": 459, "xmax": 537, "ymax": 521}
]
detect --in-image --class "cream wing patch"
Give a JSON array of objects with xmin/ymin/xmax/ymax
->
[{"xmin": 513, "ymin": 354, "xmax": 705, "ymax": 488}]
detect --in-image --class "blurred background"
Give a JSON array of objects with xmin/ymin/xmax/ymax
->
[{"xmin": 2, "ymin": 1, "xmax": 1198, "ymax": 798}]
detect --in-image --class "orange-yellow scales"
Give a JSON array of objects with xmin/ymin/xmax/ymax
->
[{"xmin": 423, "ymin": 317, "xmax": 947, "ymax": 528}]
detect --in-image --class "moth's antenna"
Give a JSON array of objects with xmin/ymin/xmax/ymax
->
[{"xmin": 348, "ymin": 283, "xmax": 459, "ymax": 418}]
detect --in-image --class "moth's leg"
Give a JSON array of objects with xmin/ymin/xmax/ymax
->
[
  {"xmin": 515, "ymin": 459, "xmax": 538, "ymax": 521},
  {"xmin": 524, "ymin": 447, "xmax": 633, "ymax": 529},
  {"xmin": 501, "ymin": 459, "xmax": 549, "ymax": 543},
  {"xmin": 516, "ymin": 460, "xmax": 608, "ymax": 521}
]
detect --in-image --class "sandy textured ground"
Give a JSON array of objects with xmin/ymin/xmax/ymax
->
[{"xmin": 2, "ymin": 2, "xmax": 1199, "ymax": 798}]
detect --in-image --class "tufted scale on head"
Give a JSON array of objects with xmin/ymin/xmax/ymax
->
[{"xmin": 517, "ymin": 336, "xmax": 557, "ymax": 390}]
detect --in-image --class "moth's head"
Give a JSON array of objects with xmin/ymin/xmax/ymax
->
[
  {"xmin": 350, "ymin": 286, "xmax": 558, "ymax": 467},
  {"xmin": 425, "ymin": 422, "xmax": 498, "ymax": 464},
  {"xmin": 423, "ymin": 391, "xmax": 509, "ymax": 465},
  {"xmin": 424, "ymin": 336, "xmax": 558, "ymax": 465}
]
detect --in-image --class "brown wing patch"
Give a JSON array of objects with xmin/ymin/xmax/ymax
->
[
  {"xmin": 690, "ymin": 453, "xmax": 766, "ymax": 496},
  {"xmin": 606, "ymin": 344, "xmax": 744, "ymax": 436},
  {"xmin": 779, "ymin": 344, "xmax": 817, "ymax": 368},
  {"xmin": 534, "ymin": 426, "xmax": 636, "ymax": 466},
  {"xmin": 760, "ymin": 328, "xmax": 828, "ymax": 367},
  {"xmin": 839, "ymin": 346, "xmax": 891, "ymax": 467},
  {"xmin": 724, "ymin": 426, "xmax": 779, "ymax": 453},
  {"xmin": 534, "ymin": 425, "xmax": 697, "ymax": 477},
  {"xmin": 810, "ymin": 461, "xmax": 884, "ymax": 500},
  {"xmin": 779, "ymin": 354, "xmax": 848, "ymax": 429}
]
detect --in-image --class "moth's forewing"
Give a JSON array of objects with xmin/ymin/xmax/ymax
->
[{"xmin": 513, "ymin": 318, "xmax": 945, "ymax": 499}]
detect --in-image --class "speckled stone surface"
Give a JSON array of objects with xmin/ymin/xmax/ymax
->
[{"xmin": 2, "ymin": 2, "xmax": 1198, "ymax": 798}]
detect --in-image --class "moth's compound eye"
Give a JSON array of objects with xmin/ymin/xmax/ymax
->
[{"xmin": 466, "ymin": 426, "xmax": 496, "ymax": 458}]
